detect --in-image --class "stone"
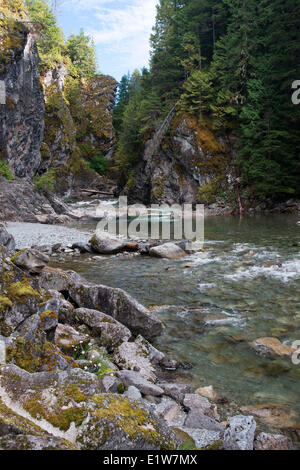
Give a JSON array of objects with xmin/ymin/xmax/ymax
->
[
  {"xmin": 251, "ymin": 337, "xmax": 296, "ymax": 357},
  {"xmin": 54, "ymin": 323, "xmax": 89, "ymax": 353},
  {"xmin": 150, "ymin": 243, "xmax": 187, "ymax": 259},
  {"xmin": 157, "ymin": 383, "xmax": 191, "ymax": 404},
  {"xmin": 152, "ymin": 397, "xmax": 186, "ymax": 427},
  {"xmin": 0, "ymin": 225, "xmax": 15, "ymax": 254},
  {"xmin": 124, "ymin": 386, "xmax": 143, "ymax": 401},
  {"xmin": 74, "ymin": 308, "xmax": 131, "ymax": 350},
  {"xmin": 12, "ymin": 249, "xmax": 50, "ymax": 274},
  {"xmin": 39, "ymin": 270, "xmax": 163, "ymax": 341},
  {"xmin": 134, "ymin": 335, "xmax": 165, "ymax": 364},
  {"xmin": 195, "ymin": 385, "xmax": 225, "ymax": 404},
  {"xmin": 254, "ymin": 432, "xmax": 295, "ymax": 450},
  {"xmin": 183, "ymin": 394, "xmax": 219, "ymax": 421},
  {"xmin": 90, "ymin": 234, "xmax": 125, "ymax": 255},
  {"xmin": 184, "ymin": 411, "xmax": 225, "ymax": 432},
  {"xmin": 113, "ymin": 341, "xmax": 157, "ymax": 382},
  {"xmin": 100, "ymin": 375, "xmax": 122, "ymax": 393},
  {"xmin": 71, "ymin": 242, "xmax": 92, "ymax": 253},
  {"xmin": 117, "ymin": 370, "xmax": 164, "ymax": 397},
  {"xmin": 223, "ymin": 415, "xmax": 256, "ymax": 450},
  {"xmin": 0, "ymin": 364, "xmax": 179, "ymax": 450}
]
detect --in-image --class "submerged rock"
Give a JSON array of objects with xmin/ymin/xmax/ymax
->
[{"xmin": 251, "ymin": 337, "xmax": 296, "ymax": 357}]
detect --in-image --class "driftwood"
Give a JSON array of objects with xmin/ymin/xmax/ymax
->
[{"xmin": 81, "ymin": 189, "xmax": 114, "ymax": 196}]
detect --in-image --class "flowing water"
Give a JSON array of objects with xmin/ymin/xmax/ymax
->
[{"xmin": 52, "ymin": 209, "xmax": 300, "ymax": 421}]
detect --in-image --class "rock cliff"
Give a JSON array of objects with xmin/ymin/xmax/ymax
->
[{"xmin": 0, "ymin": 4, "xmax": 44, "ymax": 178}]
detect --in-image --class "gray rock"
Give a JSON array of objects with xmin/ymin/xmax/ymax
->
[
  {"xmin": 0, "ymin": 224, "xmax": 15, "ymax": 254},
  {"xmin": 0, "ymin": 28, "xmax": 44, "ymax": 179},
  {"xmin": 152, "ymin": 397, "xmax": 186, "ymax": 427},
  {"xmin": 184, "ymin": 411, "xmax": 225, "ymax": 432},
  {"xmin": 113, "ymin": 341, "xmax": 157, "ymax": 382},
  {"xmin": 117, "ymin": 370, "xmax": 164, "ymax": 396},
  {"xmin": 12, "ymin": 249, "xmax": 49, "ymax": 274},
  {"xmin": 124, "ymin": 386, "xmax": 142, "ymax": 401},
  {"xmin": 157, "ymin": 383, "xmax": 191, "ymax": 404},
  {"xmin": 150, "ymin": 243, "xmax": 187, "ymax": 259},
  {"xmin": 134, "ymin": 335, "xmax": 165, "ymax": 364},
  {"xmin": 39, "ymin": 270, "xmax": 163, "ymax": 340},
  {"xmin": 223, "ymin": 415, "xmax": 256, "ymax": 450},
  {"xmin": 74, "ymin": 307, "xmax": 131, "ymax": 349},
  {"xmin": 71, "ymin": 242, "xmax": 92, "ymax": 253},
  {"xmin": 90, "ymin": 234, "xmax": 125, "ymax": 254},
  {"xmin": 100, "ymin": 375, "xmax": 122, "ymax": 393},
  {"xmin": 54, "ymin": 323, "xmax": 89, "ymax": 353},
  {"xmin": 254, "ymin": 432, "xmax": 295, "ymax": 450},
  {"xmin": 183, "ymin": 394, "xmax": 219, "ymax": 421}
]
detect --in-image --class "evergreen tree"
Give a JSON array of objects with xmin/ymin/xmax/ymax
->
[{"xmin": 67, "ymin": 30, "xmax": 97, "ymax": 78}]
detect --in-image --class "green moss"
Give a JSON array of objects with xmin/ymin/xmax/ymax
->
[
  {"xmin": 23, "ymin": 395, "xmax": 87, "ymax": 432},
  {"xmin": 0, "ymin": 295, "xmax": 13, "ymax": 311},
  {"xmin": 7, "ymin": 281, "xmax": 40, "ymax": 304}
]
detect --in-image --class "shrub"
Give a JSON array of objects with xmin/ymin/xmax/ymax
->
[
  {"xmin": 34, "ymin": 169, "xmax": 55, "ymax": 192},
  {"xmin": 0, "ymin": 161, "xmax": 14, "ymax": 180},
  {"xmin": 87, "ymin": 153, "xmax": 108, "ymax": 176}
]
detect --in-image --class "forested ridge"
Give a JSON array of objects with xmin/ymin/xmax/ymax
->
[{"xmin": 114, "ymin": 0, "xmax": 300, "ymax": 203}]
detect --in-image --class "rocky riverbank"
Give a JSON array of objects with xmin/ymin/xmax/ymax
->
[{"xmin": 0, "ymin": 223, "xmax": 298, "ymax": 450}]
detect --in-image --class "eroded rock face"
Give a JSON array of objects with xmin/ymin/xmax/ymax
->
[{"xmin": 0, "ymin": 19, "xmax": 44, "ymax": 178}]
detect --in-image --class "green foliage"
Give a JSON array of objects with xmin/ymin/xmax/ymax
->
[
  {"xmin": 34, "ymin": 169, "xmax": 55, "ymax": 192},
  {"xmin": 67, "ymin": 30, "xmax": 97, "ymax": 78},
  {"xmin": 87, "ymin": 154, "xmax": 108, "ymax": 176},
  {"xmin": 25, "ymin": 0, "xmax": 67, "ymax": 72},
  {"xmin": 0, "ymin": 161, "xmax": 14, "ymax": 180}
]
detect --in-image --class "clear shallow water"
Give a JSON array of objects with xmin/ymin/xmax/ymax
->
[{"xmin": 54, "ymin": 214, "xmax": 300, "ymax": 422}]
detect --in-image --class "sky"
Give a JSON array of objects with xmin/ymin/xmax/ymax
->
[{"xmin": 58, "ymin": 0, "xmax": 158, "ymax": 82}]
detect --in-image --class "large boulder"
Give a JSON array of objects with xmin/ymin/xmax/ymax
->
[
  {"xmin": 12, "ymin": 249, "xmax": 50, "ymax": 274},
  {"xmin": 90, "ymin": 234, "xmax": 125, "ymax": 255},
  {"xmin": 39, "ymin": 269, "xmax": 163, "ymax": 341},
  {"xmin": 0, "ymin": 365, "xmax": 179, "ymax": 450},
  {"xmin": 223, "ymin": 415, "xmax": 256, "ymax": 450},
  {"xmin": 149, "ymin": 243, "xmax": 187, "ymax": 259},
  {"xmin": 0, "ymin": 224, "xmax": 15, "ymax": 255}
]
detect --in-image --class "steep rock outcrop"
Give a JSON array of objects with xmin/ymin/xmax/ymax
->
[
  {"xmin": 124, "ymin": 114, "xmax": 231, "ymax": 206},
  {"xmin": 0, "ymin": 5, "xmax": 44, "ymax": 178}
]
